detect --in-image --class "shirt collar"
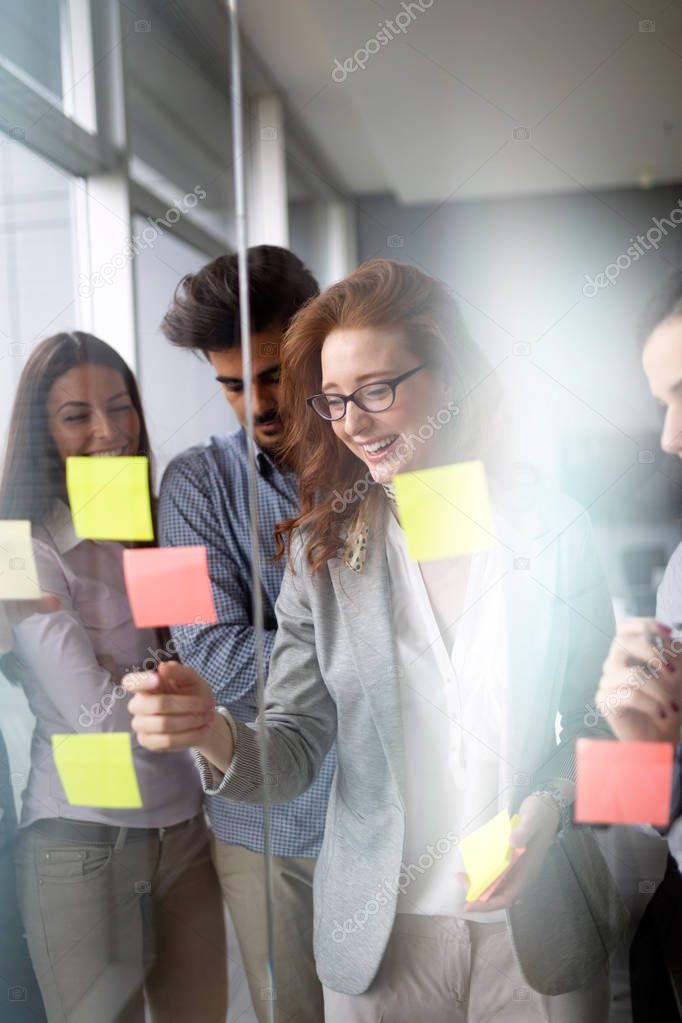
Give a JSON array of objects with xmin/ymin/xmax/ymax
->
[{"xmin": 243, "ymin": 429, "xmax": 289, "ymax": 479}]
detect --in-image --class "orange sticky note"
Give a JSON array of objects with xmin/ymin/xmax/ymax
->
[
  {"xmin": 575, "ymin": 738, "xmax": 673, "ymax": 827},
  {"xmin": 123, "ymin": 546, "xmax": 217, "ymax": 628}
]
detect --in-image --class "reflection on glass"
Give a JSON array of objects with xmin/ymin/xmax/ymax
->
[
  {"xmin": 0, "ymin": 0, "xmax": 62, "ymax": 100},
  {"xmin": 0, "ymin": 334, "xmax": 227, "ymax": 1019},
  {"xmin": 0, "ymin": 138, "xmax": 77, "ymax": 448}
]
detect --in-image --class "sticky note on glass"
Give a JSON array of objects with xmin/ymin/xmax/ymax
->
[
  {"xmin": 123, "ymin": 546, "xmax": 217, "ymax": 628},
  {"xmin": 66, "ymin": 456, "xmax": 154, "ymax": 541},
  {"xmin": 575, "ymin": 738, "xmax": 673, "ymax": 826},
  {"xmin": 393, "ymin": 460, "xmax": 494, "ymax": 562},
  {"xmin": 460, "ymin": 809, "xmax": 524, "ymax": 903},
  {"xmin": 0, "ymin": 520, "xmax": 41, "ymax": 599},
  {"xmin": 52, "ymin": 733, "xmax": 142, "ymax": 808}
]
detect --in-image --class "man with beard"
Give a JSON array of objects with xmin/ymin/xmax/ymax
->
[{"xmin": 158, "ymin": 246, "xmax": 333, "ymax": 1023}]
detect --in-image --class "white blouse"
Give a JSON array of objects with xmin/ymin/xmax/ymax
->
[{"xmin": 385, "ymin": 507, "xmax": 510, "ymax": 920}]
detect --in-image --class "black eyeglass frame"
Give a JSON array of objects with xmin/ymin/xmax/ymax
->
[{"xmin": 306, "ymin": 364, "xmax": 426, "ymax": 421}]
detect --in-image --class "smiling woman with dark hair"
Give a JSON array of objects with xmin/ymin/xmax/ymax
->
[
  {"xmin": 127, "ymin": 260, "xmax": 626, "ymax": 1022},
  {"xmin": 1, "ymin": 332, "xmax": 227, "ymax": 1023}
]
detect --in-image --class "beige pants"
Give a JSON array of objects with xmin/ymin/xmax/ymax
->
[
  {"xmin": 211, "ymin": 837, "xmax": 324, "ymax": 1023},
  {"xmin": 323, "ymin": 915, "xmax": 610, "ymax": 1022},
  {"xmin": 15, "ymin": 815, "xmax": 227, "ymax": 1023}
]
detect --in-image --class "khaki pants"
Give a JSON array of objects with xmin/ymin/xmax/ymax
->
[
  {"xmin": 323, "ymin": 915, "xmax": 610, "ymax": 1022},
  {"xmin": 210, "ymin": 837, "xmax": 324, "ymax": 1023},
  {"xmin": 15, "ymin": 816, "xmax": 227, "ymax": 1023}
]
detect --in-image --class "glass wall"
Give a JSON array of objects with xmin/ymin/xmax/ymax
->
[
  {"xmin": 0, "ymin": 0, "xmax": 63, "ymax": 101},
  {"xmin": 0, "ymin": 139, "xmax": 77, "ymax": 451},
  {"xmin": 2, "ymin": 2, "xmax": 682, "ymax": 1022},
  {"xmin": 133, "ymin": 211, "xmax": 237, "ymax": 476}
]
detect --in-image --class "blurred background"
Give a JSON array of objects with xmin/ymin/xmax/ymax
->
[
  {"xmin": 3, "ymin": 0, "xmax": 682, "ymax": 619},
  {"xmin": 2, "ymin": 1, "xmax": 682, "ymax": 1018}
]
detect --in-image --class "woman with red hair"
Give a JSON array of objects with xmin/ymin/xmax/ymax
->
[{"xmin": 127, "ymin": 260, "xmax": 623, "ymax": 1021}]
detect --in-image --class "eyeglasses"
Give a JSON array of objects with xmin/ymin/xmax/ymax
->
[{"xmin": 306, "ymin": 365, "xmax": 426, "ymax": 421}]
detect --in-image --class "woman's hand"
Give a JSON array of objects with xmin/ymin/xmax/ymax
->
[
  {"xmin": 459, "ymin": 793, "xmax": 560, "ymax": 912},
  {"xmin": 123, "ymin": 661, "xmax": 234, "ymax": 771},
  {"xmin": 596, "ymin": 618, "xmax": 682, "ymax": 743}
]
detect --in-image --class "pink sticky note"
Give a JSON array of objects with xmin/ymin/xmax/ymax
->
[
  {"xmin": 575, "ymin": 738, "xmax": 673, "ymax": 827},
  {"xmin": 123, "ymin": 547, "xmax": 217, "ymax": 628},
  {"xmin": 477, "ymin": 847, "xmax": 526, "ymax": 902}
]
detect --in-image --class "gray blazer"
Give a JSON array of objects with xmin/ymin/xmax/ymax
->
[{"xmin": 200, "ymin": 485, "xmax": 617, "ymax": 995}]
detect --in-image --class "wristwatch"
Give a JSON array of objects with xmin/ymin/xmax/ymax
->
[{"xmin": 531, "ymin": 787, "xmax": 573, "ymax": 835}]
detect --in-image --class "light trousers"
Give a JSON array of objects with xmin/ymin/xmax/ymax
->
[
  {"xmin": 323, "ymin": 914, "xmax": 610, "ymax": 1022},
  {"xmin": 210, "ymin": 837, "xmax": 324, "ymax": 1023},
  {"xmin": 15, "ymin": 815, "xmax": 227, "ymax": 1022}
]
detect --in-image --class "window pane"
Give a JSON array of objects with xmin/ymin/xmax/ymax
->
[
  {"xmin": 0, "ymin": 0, "xmax": 63, "ymax": 101},
  {"xmin": 132, "ymin": 212, "xmax": 237, "ymax": 476},
  {"xmin": 0, "ymin": 136, "xmax": 77, "ymax": 449}
]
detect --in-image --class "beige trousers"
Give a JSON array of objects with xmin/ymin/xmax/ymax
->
[
  {"xmin": 15, "ymin": 815, "xmax": 227, "ymax": 1023},
  {"xmin": 323, "ymin": 915, "xmax": 610, "ymax": 1022},
  {"xmin": 210, "ymin": 837, "xmax": 324, "ymax": 1023}
]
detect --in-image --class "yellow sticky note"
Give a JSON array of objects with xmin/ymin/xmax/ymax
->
[
  {"xmin": 52, "ymin": 733, "xmax": 142, "ymax": 808},
  {"xmin": 66, "ymin": 456, "xmax": 154, "ymax": 541},
  {"xmin": 393, "ymin": 460, "xmax": 494, "ymax": 562},
  {"xmin": 460, "ymin": 810, "xmax": 520, "ymax": 903},
  {"xmin": 0, "ymin": 520, "xmax": 41, "ymax": 599}
]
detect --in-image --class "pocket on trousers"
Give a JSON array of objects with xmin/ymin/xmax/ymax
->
[{"xmin": 37, "ymin": 844, "xmax": 113, "ymax": 884}]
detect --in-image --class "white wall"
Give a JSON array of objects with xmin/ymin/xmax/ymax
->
[{"xmin": 133, "ymin": 212, "xmax": 238, "ymax": 482}]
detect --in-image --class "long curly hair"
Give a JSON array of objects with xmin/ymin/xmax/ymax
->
[{"xmin": 275, "ymin": 260, "xmax": 503, "ymax": 573}]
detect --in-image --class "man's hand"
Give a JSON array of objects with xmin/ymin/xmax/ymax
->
[
  {"xmin": 459, "ymin": 793, "xmax": 560, "ymax": 912},
  {"xmin": 123, "ymin": 661, "xmax": 234, "ymax": 771},
  {"xmin": 596, "ymin": 618, "xmax": 682, "ymax": 743}
]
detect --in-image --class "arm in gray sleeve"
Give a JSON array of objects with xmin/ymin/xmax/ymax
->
[{"xmin": 194, "ymin": 544, "xmax": 337, "ymax": 805}]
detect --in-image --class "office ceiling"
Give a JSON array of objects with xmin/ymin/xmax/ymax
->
[{"xmin": 236, "ymin": 0, "xmax": 682, "ymax": 203}]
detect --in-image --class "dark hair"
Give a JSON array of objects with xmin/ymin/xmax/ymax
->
[
  {"xmin": 161, "ymin": 245, "xmax": 319, "ymax": 354},
  {"xmin": 0, "ymin": 332, "xmax": 153, "ymax": 524},
  {"xmin": 274, "ymin": 259, "xmax": 503, "ymax": 573},
  {"xmin": 639, "ymin": 270, "xmax": 682, "ymax": 346}
]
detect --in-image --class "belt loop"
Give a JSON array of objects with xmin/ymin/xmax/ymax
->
[{"xmin": 114, "ymin": 827, "xmax": 128, "ymax": 853}]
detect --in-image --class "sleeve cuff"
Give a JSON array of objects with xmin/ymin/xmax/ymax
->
[
  {"xmin": 192, "ymin": 706, "xmax": 263, "ymax": 800},
  {"xmin": 191, "ymin": 707, "xmax": 236, "ymax": 794}
]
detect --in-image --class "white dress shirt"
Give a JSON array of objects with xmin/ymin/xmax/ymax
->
[{"xmin": 385, "ymin": 507, "xmax": 509, "ymax": 920}]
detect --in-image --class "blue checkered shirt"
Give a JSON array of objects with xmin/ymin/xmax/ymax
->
[{"xmin": 158, "ymin": 428, "xmax": 335, "ymax": 856}]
